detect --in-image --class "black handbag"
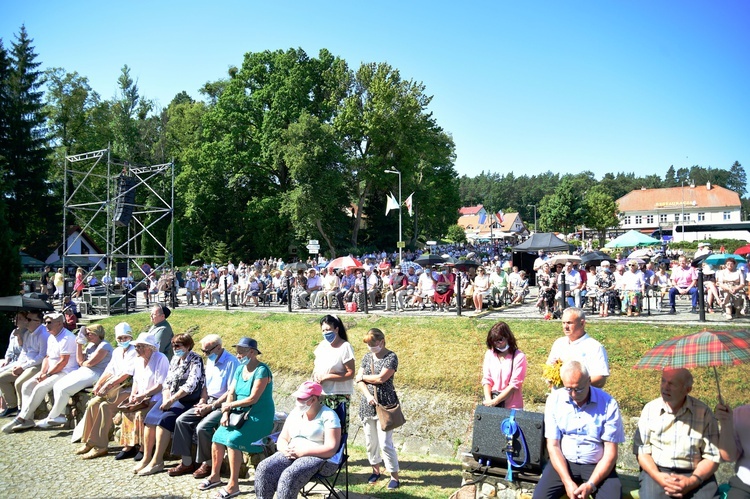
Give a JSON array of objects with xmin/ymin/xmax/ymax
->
[{"xmin": 228, "ymin": 410, "xmax": 249, "ymax": 429}]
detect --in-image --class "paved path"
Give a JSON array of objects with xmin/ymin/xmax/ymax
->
[{"xmin": 0, "ymin": 424, "xmax": 371, "ymax": 499}]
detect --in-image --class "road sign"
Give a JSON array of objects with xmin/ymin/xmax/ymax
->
[
  {"xmin": 397, "ymin": 241, "xmax": 406, "ymax": 248},
  {"xmin": 306, "ymin": 244, "xmax": 320, "ymax": 251},
  {"xmin": 308, "ymin": 239, "xmax": 319, "ymax": 245}
]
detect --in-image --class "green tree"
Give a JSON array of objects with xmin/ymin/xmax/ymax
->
[
  {"xmin": 280, "ymin": 112, "xmax": 349, "ymax": 257},
  {"xmin": 445, "ymin": 224, "xmax": 467, "ymax": 243},
  {"xmin": 2, "ymin": 26, "xmax": 56, "ymax": 258},
  {"xmin": 583, "ymin": 187, "xmax": 619, "ymax": 245},
  {"xmin": 727, "ymin": 161, "xmax": 747, "ymax": 197},
  {"xmin": 538, "ymin": 178, "xmax": 584, "ymax": 234}
]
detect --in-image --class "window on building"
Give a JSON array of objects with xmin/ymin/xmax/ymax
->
[
  {"xmin": 635, "ymin": 215, "xmax": 642, "ymax": 224},
  {"xmin": 659, "ymin": 214, "xmax": 667, "ymax": 223},
  {"xmin": 697, "ymin": 212, "xmax": 705, "ymax": 221},
  {"xmin": 623, "ymin": 216, "xmax": 631, "ymax": 225},
  {"xmin": 674, "ymin": 214, "xmax": 680, "ymax": 222},
  {"xmin": 683, "ymin": 213, "xmax": 690, "ymax": 222},
  {"xmin": 646, "ymin": 215, "xmax": 654, "ymax": 224},
  {"xmin": 724, "ymin": 211, "xmax": 731, "ymax": 220}
]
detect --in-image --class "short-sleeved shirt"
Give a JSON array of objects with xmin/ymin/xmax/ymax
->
[
  {"xmin": 481, "ymin": 349, "xmax": 527, "ymax": 409},
  {"xmin": 358, "ymin": 351, "xmax": 399, "ymax": 421},
  {"xmin": 205, "ymin": 349, "xmax": 240, "ymax": 400},
  {"xmin": 85, "ymin": 341, "xmax": 114, "ymax": 377},
  {"xmin": 671, "ymin": 265, "xmax": 697, "ymax": 288},
  {"xmin": 132, "ymin": 351, "xmax": 170, "ymax": 397},
  {"xmin": 637, "ymin": 395, "xmax": 721, "ymax": 470},
  {"xmin": 17, "ymin": 324, "xmax": 49, "ymax": 370},
  {"xmin": 102, "ymin": 345, "xmax": 139, "ymax": 378},
  {"xmin": 546, "ymin": 333, "xmax": 610, "ymax": 379},
  {"xmin": 313, "ymin": 341, "xmax": 355, "ymax": 396},
  {"xmin": 545, "ymin": 386, "xmax": 625, "ymax": 464},
  {"xmin": 47, "ymin": 329, "xmax": 79, "ymax": 374},
  {"xmin": 287, "ymin": 405, "xmax": 341, "ymax": 446}
]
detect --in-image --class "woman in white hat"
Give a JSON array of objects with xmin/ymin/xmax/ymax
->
[{"xmin": 119, "ymin": 332, "xmax": 169, "ymax": 468}]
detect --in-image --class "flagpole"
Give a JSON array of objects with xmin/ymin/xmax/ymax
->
[{"xmin": 385, "ymin": 168, "xmax": 402, "ymax": 264}]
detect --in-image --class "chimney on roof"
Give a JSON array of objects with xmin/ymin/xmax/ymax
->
[{"xmin": 706, "ymin": 181, "xmax": 712, "ymax": 190}]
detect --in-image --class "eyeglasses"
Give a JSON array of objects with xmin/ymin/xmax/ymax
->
[
  {"xmin": 44, "ymin": 321, "xmax": 52, "ymax": 325},
  {"xmin": 172, "ymin": 342, "xmax": 184, "ymax": 348},
  {"xmin": 563, "ymin": 386, "xmax": 587, "ymax": 394}
]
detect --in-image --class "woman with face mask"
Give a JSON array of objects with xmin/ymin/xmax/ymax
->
[
  {"xmin": 255, "ymin": 381, "xmax": 341, "ymax": 499},
  {"xmin": 199, "ymin": 337, "xmax": 274, "ymax": 498},
  {"xmin": 481, "ymin": 322, "xmax": 527, "ymax": 409},
  {"xmin": 312, "ymin": 315, "xmax": 355, "ymax": 429},
  {"xmin": 135, "ymin": 333, "xmax": 205, "ymax": 476},
  {"xmin": 355, "ymin": 328, "xmax": 401, "ymax": 489}
]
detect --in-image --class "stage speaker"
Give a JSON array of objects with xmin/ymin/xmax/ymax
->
[
  {"xmin": 113, "ymin": 176, "xmax": 137, "ymax": 227},
  {"xmin": 116, "ymin": 262, "xmax": 128, "ymax": 279},
  {"xmin": 471, "ymin": 405, "xmax": 547, "ymax": 473}
]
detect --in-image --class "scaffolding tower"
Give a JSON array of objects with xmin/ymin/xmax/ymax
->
[{"xmin": 63, "ymin": 147, "xmax": 175, "ymax": 315}]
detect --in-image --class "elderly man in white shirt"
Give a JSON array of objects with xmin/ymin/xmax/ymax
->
[
  {"xmin": 556, "ymin": 262, "xmax": 583, "ymax": 309},
  {"xmin": 0, "ymin": 310, "xmax": 49, "ymax": 417},
  {"xmin": 304, "ymin": 268, "xmax": 324, "ymax": 309},
  {"xmin": 3, "ymin": 312, "xmax": 76, "ymax": 432},
  {"xmin": 167, "ymin": 334, "xmax": 240, "ymax": 478}
]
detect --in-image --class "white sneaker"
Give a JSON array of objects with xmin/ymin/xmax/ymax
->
[{"xmin": 37, "ymin": 416, "xmax": 67, "ymax": 428}]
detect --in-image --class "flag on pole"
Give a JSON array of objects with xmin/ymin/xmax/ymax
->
[
  {"xmin": 385, "ymin": 193, "xmax": 400, "ymax": 216},
  {"xmin": 478, "ymin": 211, "xmax": 487, "ymax": 225},
  {"xmin": 497, "ymin": 210, "xmax": 505, "ymax": 223},
  {"xmin": 405, "ymin": 192, "xmax": 414, "ymax": 216}
]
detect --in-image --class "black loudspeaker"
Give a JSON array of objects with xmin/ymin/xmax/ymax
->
[
  {"xmin": 116, "ymin": 262, "xmax": 128, "ymax": 279},
  {"xmin": 471, "ymin": 405, "xmax": 547, "ymax": 473},
  {"xmin": 113, "ymin": 176, "xmax": 137, "ymax": 227}
]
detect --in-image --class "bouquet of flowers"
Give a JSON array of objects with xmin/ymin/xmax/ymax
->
[{"xmin": 542, "ymin": 358, "xmax": 563, "ymax": 390}]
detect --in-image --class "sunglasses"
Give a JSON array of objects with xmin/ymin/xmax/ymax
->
[
  {"xmin": 201, "ymin": 344, "xmax": 218, "ymax": 355},
  {"xmin": 172, "ymin": 343, "xmax": 184, "ymax": 348}
]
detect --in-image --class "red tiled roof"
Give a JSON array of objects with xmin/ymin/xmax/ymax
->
[
  {"xmin": 458, "ymin": 204, "xmax": 484, "ymax": 216},
  {"xmin": 617, "ymin": 184, "xmax": 740, "ymax": 212}
]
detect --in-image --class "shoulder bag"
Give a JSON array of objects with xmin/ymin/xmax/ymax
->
[
  {"xmin": 228, "ymin": 410, "xmax": 249, "ymax": 429},
  {"xmin": 370, "ymin": 354, "xmax": 406, "ymax": 432}
]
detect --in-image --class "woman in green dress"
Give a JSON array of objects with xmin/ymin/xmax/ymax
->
[{"xmin": 199, "ymin": 337, "xmax": 274, "ymax": 499}]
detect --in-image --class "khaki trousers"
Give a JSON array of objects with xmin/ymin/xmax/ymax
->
[
  {"xmin": 0, "ymin": 366, "xmax": 40, "ymax": 408},
  {"xmin": 82, "ymin": 388, "xmax": 131, "ymax": 449}
]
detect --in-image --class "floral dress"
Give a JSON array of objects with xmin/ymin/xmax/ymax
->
[{"xmin": 595, "ymin": 270, "xmax": 617, "ymax": 309}]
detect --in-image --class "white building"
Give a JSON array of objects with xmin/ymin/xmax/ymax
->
[{"xmin": 616, "ymin": 182, "xmax": 747, "ymax": 242}]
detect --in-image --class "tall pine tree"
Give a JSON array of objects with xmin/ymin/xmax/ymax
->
[{"xmin": 4, "ymin": 26, "xmax": 57, "ymax": 258}]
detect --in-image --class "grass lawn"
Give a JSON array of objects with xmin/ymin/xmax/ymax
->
[{"xmin": 98, "ymin": 309, "xmax": 750, "ymax": 415}]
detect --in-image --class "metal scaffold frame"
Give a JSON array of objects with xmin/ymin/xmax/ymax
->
[{"xmin": 62, "ymin": 146, "xmax": 175, "ymax": 315}]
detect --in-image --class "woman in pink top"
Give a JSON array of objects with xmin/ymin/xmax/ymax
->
[{"xmin": 481, "ymin": 322, "xmax": 527, "ymax": 409}]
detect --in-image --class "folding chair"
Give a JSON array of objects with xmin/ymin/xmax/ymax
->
[{"xmin": 301, "ymin": 402, "xmax": 349, "ymax": 498}]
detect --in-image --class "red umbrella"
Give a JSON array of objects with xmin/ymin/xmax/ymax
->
[
  {"xmin": 734, "ymin": 244, "xmax": 750, "ymax": 257},
  {"xmin": 634, "ymin": 329, "xmax": 750, "ymax": 403},
  {"xmin": 327, "ymin": 256, "xmax": 363, "ymax": 270}
]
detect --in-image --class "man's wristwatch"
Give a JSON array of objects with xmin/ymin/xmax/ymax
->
[{"xmin": 586, "ymin": 481, "xmax": 597, "ymax": 493}]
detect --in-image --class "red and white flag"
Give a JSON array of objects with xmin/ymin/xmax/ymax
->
[{"xmin": 405, "ymin": 192, "xmax": 414, "ymax": 216}]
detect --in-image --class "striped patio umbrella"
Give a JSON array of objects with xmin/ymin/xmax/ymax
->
[{"xmin": 634, "ymin": 329, "xmax": 750, "ymax": 403}]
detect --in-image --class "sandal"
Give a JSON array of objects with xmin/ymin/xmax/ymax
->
[
  {"xmin": 212, "ymin": 488, "xmax": 241, "ymax": 499},
  {"xmin": 198, "ymin": 478, "xmax": 225, "ymax": 491}
]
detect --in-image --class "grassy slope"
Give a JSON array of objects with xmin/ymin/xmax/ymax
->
[{"xmin": 98, "ymin": 310, "xmax": 750, "ymax": 416}]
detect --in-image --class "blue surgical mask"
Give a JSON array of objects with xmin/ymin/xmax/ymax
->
[
  {"xmin": 238, "ymin": 356, "xmax": 250, "ymax": 366},
  {"xmin": 208, "ymin": 352, "xmax": 218, "ymax": 362},
  {"xmin": 323, "ymin": 331, "xmax": 336, "ymax": 343},
  {"xmin": 118, "ymin": 341, "xmax": 131, "ymax": 349},
  {"xmin": 174, "ymin": 349, "xmax": 186, "ymax": 358}
]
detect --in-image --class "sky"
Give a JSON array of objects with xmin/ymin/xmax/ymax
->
[{"xmin": 2, "ymin": 1, "xmax": 749, "ymax": 180}]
